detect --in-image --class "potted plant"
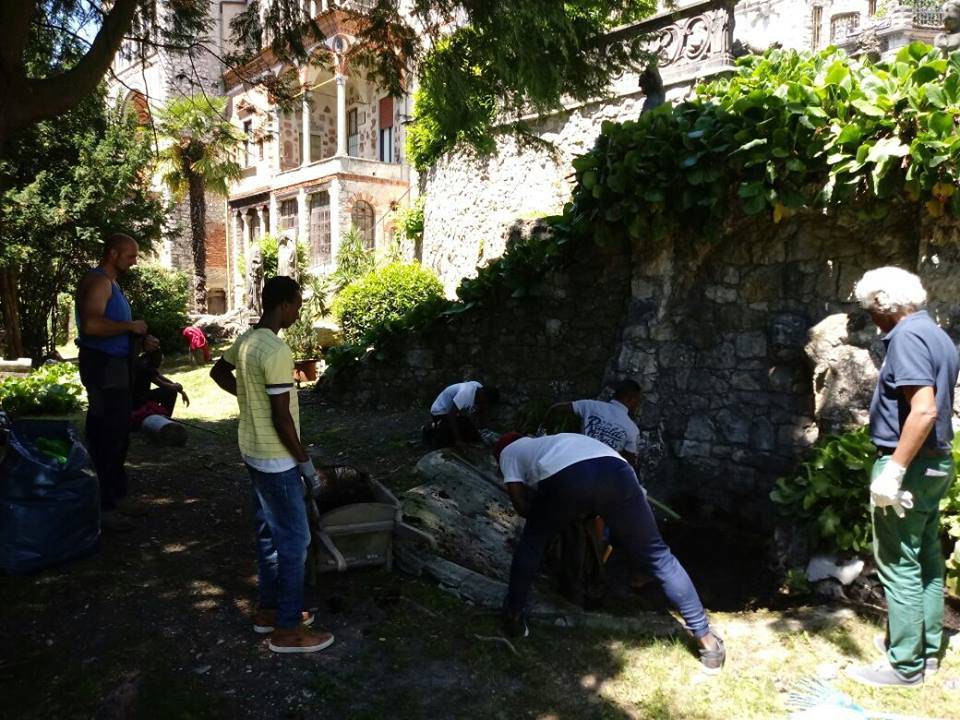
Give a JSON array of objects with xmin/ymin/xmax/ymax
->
[
  {"xmin": 284, "ymin": 275, "xmax": 331, "ymax": 383},
  {"xmin": 286, "ymin": 317, "xmax": 325, "ymax": 382}
]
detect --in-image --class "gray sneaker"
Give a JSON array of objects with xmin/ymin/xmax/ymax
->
[
  {"xmin": 698, "ymin": 632, "xmax": 725, "ymax": 675},
  {"xmin": 846, "ymin": 660, "xmax": 922, "ymax": 689},
  {"xmin": 873, "ymin": 634, "xmax": 939, "ymax": 675}
]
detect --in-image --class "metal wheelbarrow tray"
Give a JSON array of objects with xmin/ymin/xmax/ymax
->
[{"xmin": 307, "ymin": 466, "xmax": 434, "ymax": 575}]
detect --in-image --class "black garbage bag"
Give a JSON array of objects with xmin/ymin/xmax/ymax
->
[{"xmin": 0, "ymin": 418, "xmax": 100, "ymax": 573}]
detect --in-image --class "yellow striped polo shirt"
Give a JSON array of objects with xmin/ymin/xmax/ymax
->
[{"xmin": 223, "ymin": 327, "xmax": 299, "ymax": 469}]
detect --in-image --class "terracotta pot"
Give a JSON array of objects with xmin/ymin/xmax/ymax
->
[{"xmin": 293, "ymin": 358, "xmax": 319, "ymax": 383}]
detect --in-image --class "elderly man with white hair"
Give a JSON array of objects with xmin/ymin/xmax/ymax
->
[{"xmin": 846, "ymin": 266, "xmax": 958, "ymax": 689}]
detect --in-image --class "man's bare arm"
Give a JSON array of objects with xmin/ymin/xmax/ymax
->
[
  {"xmin": 209, "ymin": 358, "xmax": 237, "ymax": 396},
  {"xmin": 891, "ymin": 385, "xmax": 939, "ymax": 467},
  {"xmin": 268, "ymin": 393, "xmax": 309, "ymax": 463},
  {"xmin": 76, "ymin": 274, "xmax": 145, "ymax": 337},
  {"xmin": 505, "ymin": 483, "xmax": 530, "ymax": 518}
]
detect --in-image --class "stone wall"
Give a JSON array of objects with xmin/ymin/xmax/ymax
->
[
  {"xmin": 321, "ymin": 212, "xmax": 960, "ymax": 528},
  {"xmin": 419, "ymin": 0, "xmax": 878, "ymax": 296},
  {"xmin": 603, "ymin": 212, "xmax": 921, "ymax": 523},
  {"xmin": 321, "ymin": 221, "xmax": 634, "ymax": 417}
]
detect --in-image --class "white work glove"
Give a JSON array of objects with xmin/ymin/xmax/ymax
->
[
  {"xmin": 870, "ymin": 460, "xmax": 914, "ymax": 518},
  {"xmin": 298, "ymin": 459, "xmax": 324, "ymax": 498}
]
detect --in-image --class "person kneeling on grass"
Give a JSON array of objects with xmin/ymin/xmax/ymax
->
[
  {"xmin": 493, "ymin": 431, "xmax": 725, "ymax": 674},
  {"xmin": 211, "ymin": 276, "xmax": 334, "ymax": 655}
]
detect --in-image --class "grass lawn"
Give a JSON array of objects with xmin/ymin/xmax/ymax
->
[{"xmin": 2, "ymin": 359, "xmax": 960, "ymax": 719}]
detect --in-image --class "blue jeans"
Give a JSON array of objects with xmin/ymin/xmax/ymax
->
[
  {"xmin": 246, "ymin": 464, "xmax": 310, "ymax": 629},
  {"xmin": 505, "ymin": 457, "xmax": 710, "ymax": 637}
]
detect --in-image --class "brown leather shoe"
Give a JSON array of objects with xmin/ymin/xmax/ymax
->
[
  {"xmin": 253, "ymin": 609, "xmax": 315, "ymax": 634},
  {"xmin": 101, "ymin": 510, "xmax": 136, "ymax": 532},
  {"xmin": 268, "ymin": 627, "xmax": 334, "ymax": 654}
]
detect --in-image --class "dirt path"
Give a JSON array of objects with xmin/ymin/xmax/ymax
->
[
  {"xmin": 1, "ymin": 397, "xmax": 641, "ymax": 719},
  {"xmin": 4, "ymin": 389, "xmax": 960, "ymax": 719}
]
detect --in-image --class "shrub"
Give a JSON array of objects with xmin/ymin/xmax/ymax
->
[
  {"xmin": 119, "ymin": 264, "xmax": 189, "ymax": 354},
  {"xmin": 282, "ymin": 275, "xmax": 332, "ymax": 360},
  {"xmin": 330, "ymin": 226, "xmax": 374, "ymax": 292},
  {"xmin": 333, "ymin": 262, "xmax": 445, "ymax": 345},
  {"xmin": 769, "ymin": 427, "xmax": 877, "ymax": 553},
  {"xmin": 0, "ymin": 363, "xmax": 84, "ymax": 416}
]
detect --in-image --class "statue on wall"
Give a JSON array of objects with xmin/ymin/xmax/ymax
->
[
  {"xmin": 639, "ymin": 64, "xmax": 665, "ymax": 114},
  {"xmin": 246, "ymin": 243, "xmax": 263, "ymax": 315},
  {"xmin": 936, "ymin": 0, "xmax": 960, "ymax": 52},
  {"xmin": 277, "ymin": 230, "xmax": 298, "ymax": 281},
  {"xmin": 767, "ymin": 312, "xmax": 808, "ymax": 363}
]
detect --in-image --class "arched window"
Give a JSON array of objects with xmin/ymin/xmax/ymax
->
[
  {"xmin": 124, "ymin": 90, "xmax": 151, "ymax": 125},
  {"xmin": 351, "ymin": 200, "xmax": 375, "ymax": 250}
]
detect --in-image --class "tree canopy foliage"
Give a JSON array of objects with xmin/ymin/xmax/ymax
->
[
  {"xmin": 0, "ymin": 15, "xmax": 165, "ymax": 358},
  {"xmin": 1, "ymin": 1, "xmax": 658, "ymax": 163},
  {"xmin": 402, "ymin": 1, "xmax": 658, "ymax": 169}
]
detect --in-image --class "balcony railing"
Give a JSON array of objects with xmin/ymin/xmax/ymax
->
[{"xmin": 908, "ymin": 0, "xmax": 944, "ymax": 27}]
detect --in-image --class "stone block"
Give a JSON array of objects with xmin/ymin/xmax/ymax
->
[
  {"xmin": 749, "ymin": 417, "xmax": 777, "ymax": 452},
  {"xmin": 705, "ymin": 285, "xmax": 737, "ymax": 303},
  {"xmin": 730, "ymin": 371, "xmax": 763, "ymax": 391},
  {"xmin": 622, "ymin": 324, "xmax": 649, "ymax": 342},
  {"xmin": 678, "ymin": 440, "xmax": 712, "ymax": 458},
  {"xmin": 406, "ymin": 348, "xmax": 434, "ymax": 369},
  {"xmin": 735, "ymin": 332, "xmax": 767, "ymax": 358},
  {"xmin": 715, "ymin": 408, "xmax": 750, "ymax": 444},
  {"xmin": 650, "ymin": 324, "xmax": 676, "ymax": 342},
  {"xmin": 702, "ymin": 342, "xmax": 736, "ymax": 369},
  {"xmin": 631, "ymin": 277, "xmax": 658, "ymax": 299},
  {"xmin": 686, "ymin": 414, "xmax": 715, "ymax": 442},
  {"xmin": 545, "ymin": 318, "xmax": 564, "ymax": 337},
  {"xmin": 658, "ymin": 343, "xmax": 695, "ymax": 368}
]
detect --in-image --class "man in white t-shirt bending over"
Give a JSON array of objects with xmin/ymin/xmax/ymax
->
[
  {"xmin": 493, "ymin": 431, "xmax": 725, "ymax": 674},
  {"xmin": 543, "ymin": 379, "xmax": 641, "ymax": 465},
  {"xmin": 425, "ymin": 380, "xmax": 499, "ymax": 448}
]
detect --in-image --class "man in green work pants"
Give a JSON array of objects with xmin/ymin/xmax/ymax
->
[{"xmin": 847, "ymin": 267, "xmax": 958, "ymax": 689}]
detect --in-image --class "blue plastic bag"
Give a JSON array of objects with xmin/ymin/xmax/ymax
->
[{"xmin": 0, "ymin": 419, "xmax": 100, "ymax": 573}]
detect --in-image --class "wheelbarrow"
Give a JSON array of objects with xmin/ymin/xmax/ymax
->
[{"xmin": 305, "ymin": 466, "xmax": 435, "ymax": 580}]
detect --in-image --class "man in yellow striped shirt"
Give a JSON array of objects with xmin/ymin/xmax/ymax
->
[{"xmin": 211, "ymin": 276, "xmax": 333, "ymax": 654}]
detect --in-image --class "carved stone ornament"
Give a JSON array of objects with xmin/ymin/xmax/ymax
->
[
  {"xmin": 654, "ymin": 7, "xmax": 732, "ymax": 68},
  {"xmin": 935, "ymin": 0, "xmax": 960, "ymax": 52}
]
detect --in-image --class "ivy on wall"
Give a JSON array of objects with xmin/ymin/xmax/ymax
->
[{"xmin": 568, "ymin": 43, "xmax": 960, "ymax": 245}]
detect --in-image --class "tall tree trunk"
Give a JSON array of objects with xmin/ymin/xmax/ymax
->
[
  {"xmin": 188, "ymin": 171, "xmax": 208, "ymax": 314},
  {"xmin": 0, "ymin": 266, "xmax": 24, "ymax": 359}
]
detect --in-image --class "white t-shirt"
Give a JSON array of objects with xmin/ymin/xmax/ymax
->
[
  {"xmin": 430, "ymin": 381, "xmax": 482, "ymax": 416},
  {"xmin": 499, "ymin": 433, "xmax": 625, "ymax": 488},
  {"xmin": 571, "ymin": 399, "xmax": 639, "ymax": 454}
]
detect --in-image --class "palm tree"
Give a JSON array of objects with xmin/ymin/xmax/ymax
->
[{"xmin": 156, "ymin": 96, "xmax": 242, "ymax": 312}]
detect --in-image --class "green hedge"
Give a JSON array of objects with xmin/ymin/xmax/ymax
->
[{"xmin": 332, "ymin": 262, "xmax": 446, "ymax": 346}]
